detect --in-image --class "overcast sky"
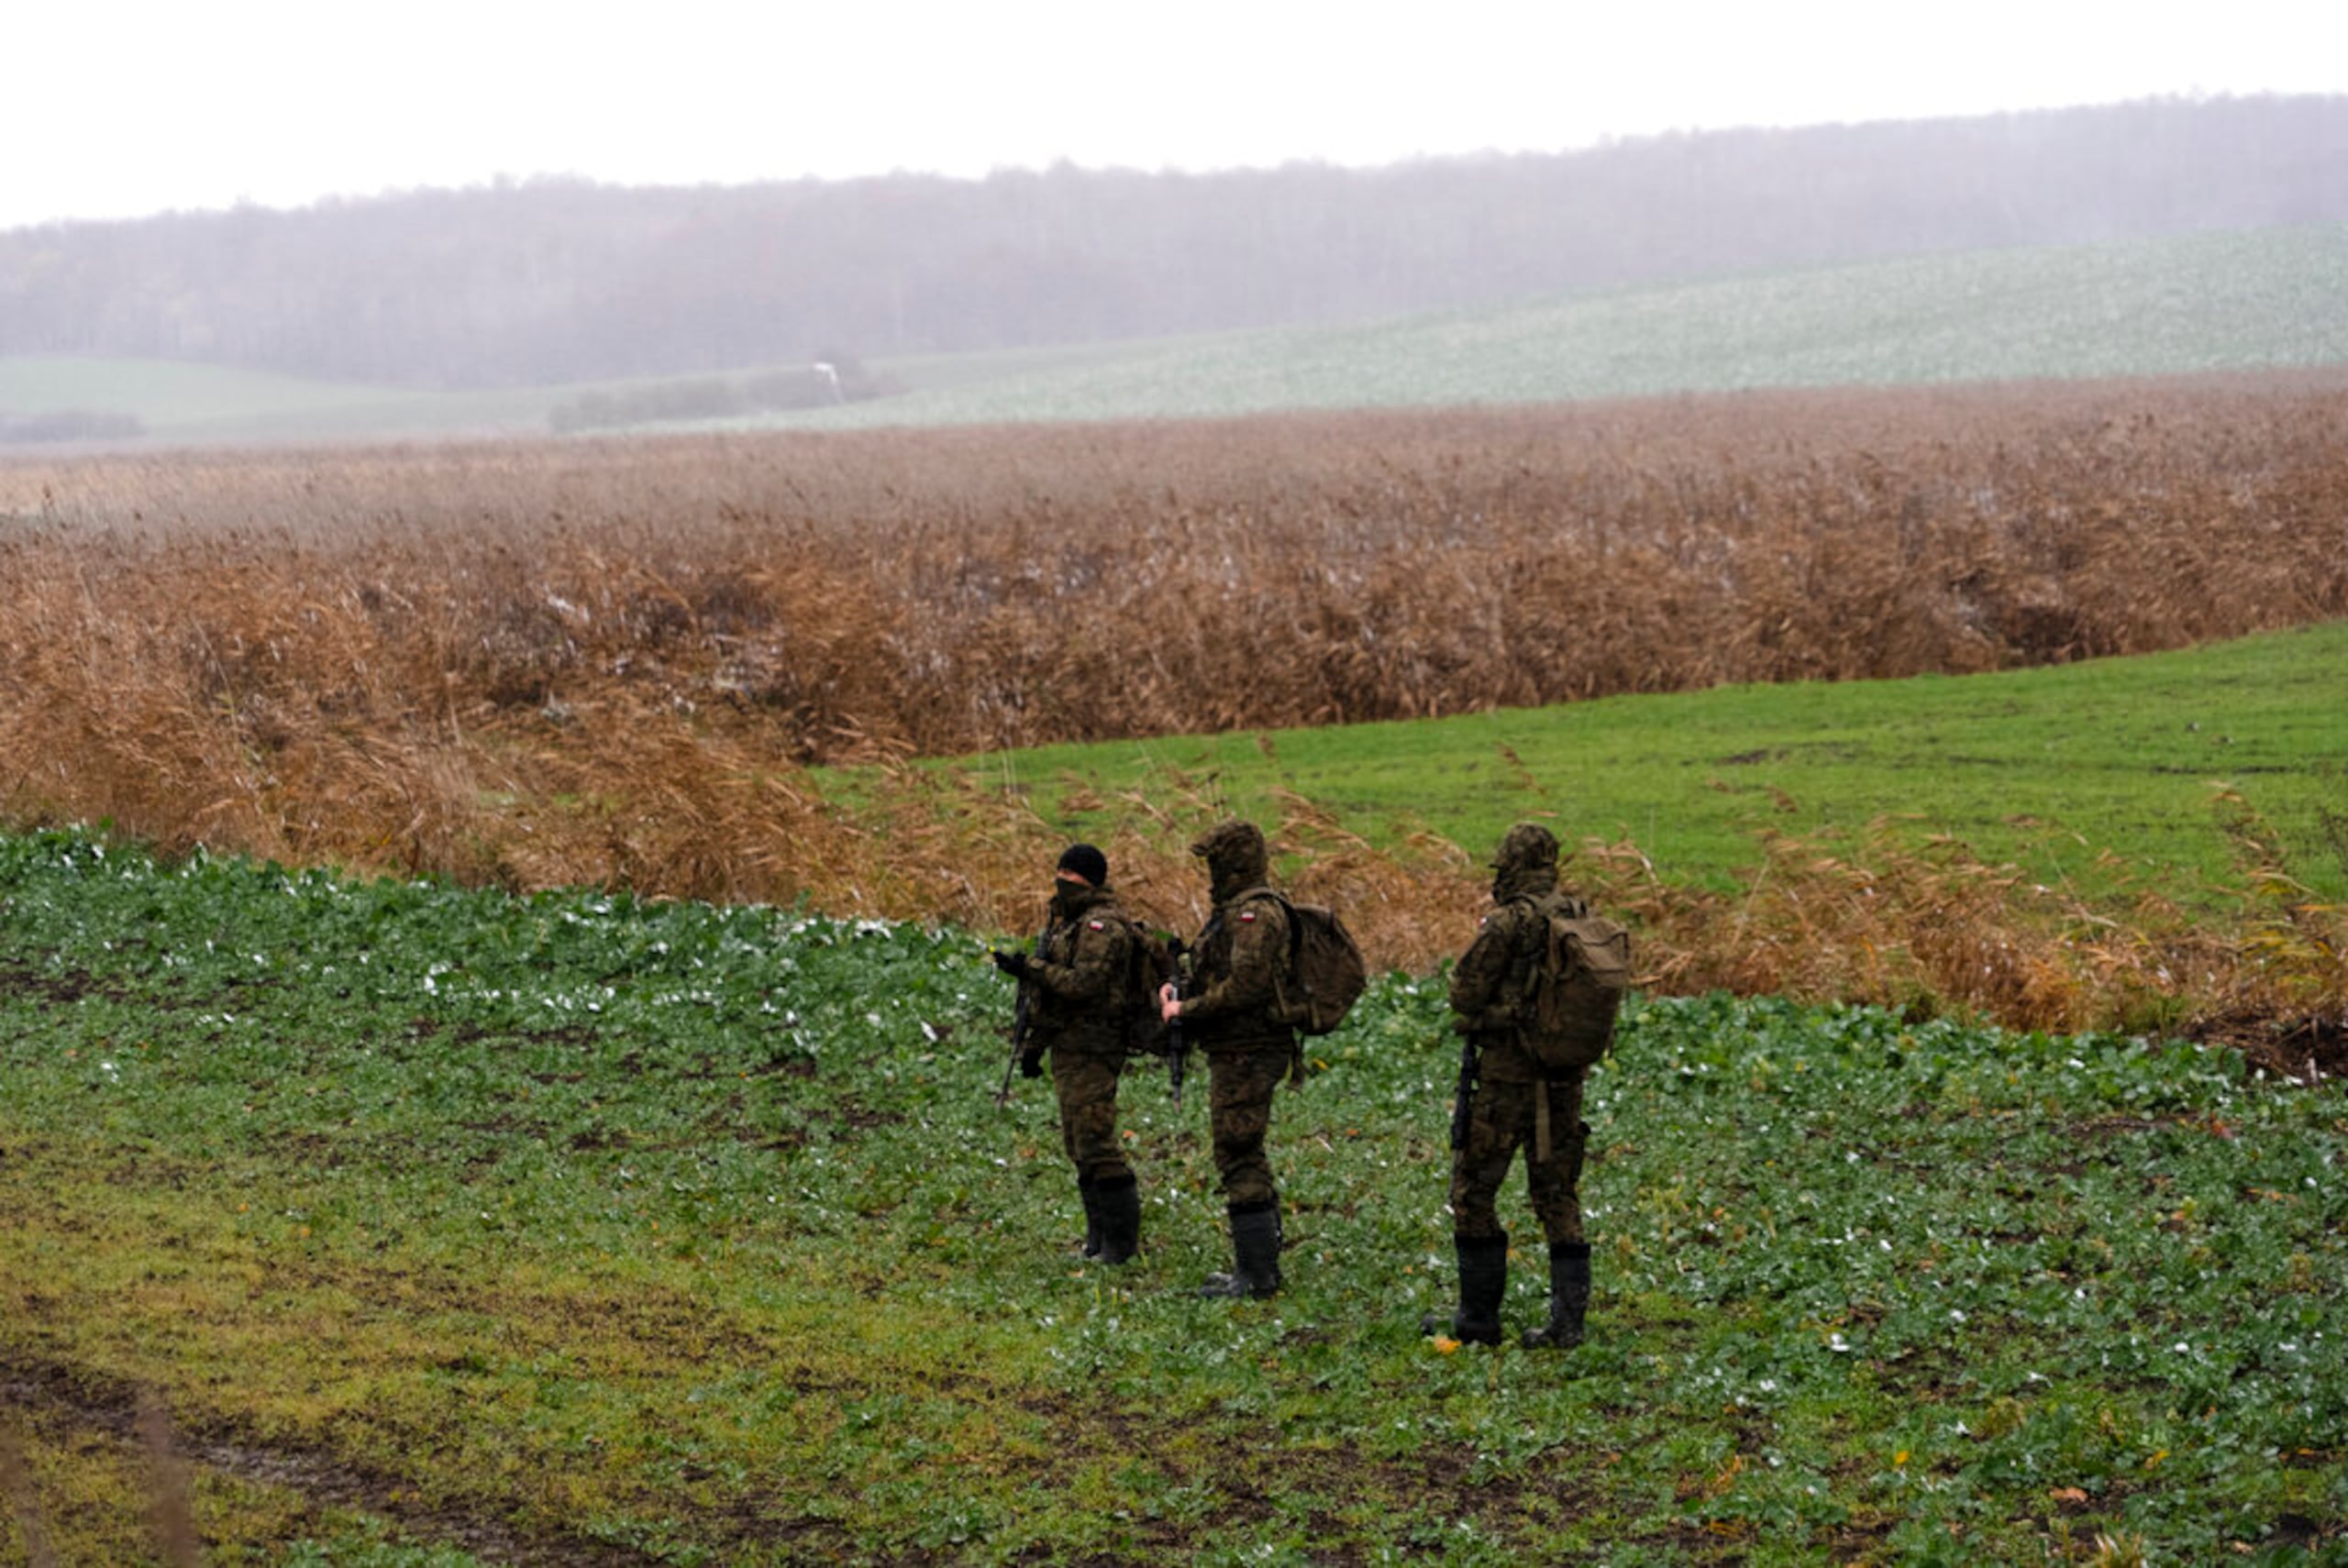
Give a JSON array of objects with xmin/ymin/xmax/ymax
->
[{"xmin": 7, "ymin": 0, "xmax": 2340, "ymax": 232}]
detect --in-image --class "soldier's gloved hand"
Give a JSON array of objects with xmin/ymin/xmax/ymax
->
[
  {"xmin": 1019, "ymin": 1048, "xmax": 1045, "ymax": 1079},
  {"xmin": 991, "ymin": 949, "xmax": 1032, "ymax": 979}
]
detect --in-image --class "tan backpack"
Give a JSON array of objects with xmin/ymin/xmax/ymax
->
[{"xmin": 1517, "ymin": 894, "xmax": 1633, "ymax": 1075}]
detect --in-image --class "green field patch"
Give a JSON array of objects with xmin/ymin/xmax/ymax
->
[
  {"xmin": 0, "ymin": 355, "xmax": 651, "ymax": 445},
  {"xmin": 936, "ymin": 621, "xmax": 2348, "ymax": 906},
  {"xmin": 0, "ymin": 355, "xmax": 414, "ymax": 427},
  {"xmin": 783, "ymin": 222, "xmax": 2348, "ymax": 431}
]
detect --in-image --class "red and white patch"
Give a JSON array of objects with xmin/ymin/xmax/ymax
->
[
  {"xmin": 1238, "ymin": 910, "xmax": 1257, "ymax": 922},
  {"xmin": 1087, "ymin": 920, "xmax": 1106, "ymax": 931}
]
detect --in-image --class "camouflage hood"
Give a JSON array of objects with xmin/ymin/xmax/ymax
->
[
  {"xmin": 1191, "ymin": 819, "xmax": 1270, "ymax": 906},
  {"xmin": 1489, "ymin": 823, "xmax": 1560, "ymax": 904}
]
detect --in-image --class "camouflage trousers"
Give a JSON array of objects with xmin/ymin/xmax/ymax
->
[
  {"xmin": 1204, "ymin": 1042, "xmax": 1291, "ymax": 1209},
  {"xmin": 1050, "ymin": 1048, "xmax": 1131, "ymax": 1186},
  {"xmin": 1449, "ymin": 1071, "xmax": 1589, "ymax": 1245}
]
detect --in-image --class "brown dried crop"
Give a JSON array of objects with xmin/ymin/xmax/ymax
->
[{"xmin": 3, "ymin": 370, "xmax": 2344, "ymax": 1043}]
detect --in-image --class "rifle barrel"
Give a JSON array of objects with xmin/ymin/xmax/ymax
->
[{"xmin": 995, "ymin": 922, "xmax": 1047, "ymax": 1107}]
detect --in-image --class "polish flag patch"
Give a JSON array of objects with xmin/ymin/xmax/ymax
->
[
  {"xmin": 1238, "ymin": 911, "xmax": 1257, "ymax": 922},
  {"xmin": 1087, "ymin": 920, "xmax": 1106, "ymax": 931}
]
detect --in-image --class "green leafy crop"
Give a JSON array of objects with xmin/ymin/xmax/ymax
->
[{"xmin": 2, "ymin": 827, "xmax": 2341, "ymax": 1564}]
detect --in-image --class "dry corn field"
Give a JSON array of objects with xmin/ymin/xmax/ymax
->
[{"xmin": 4, "ymin": 370, "xmax": 2345, "ymax": 1050}]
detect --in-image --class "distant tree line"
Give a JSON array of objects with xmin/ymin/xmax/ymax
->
[{"xmin": 4, "ymin": 95, "xmax": 2344, "ymax": 390}]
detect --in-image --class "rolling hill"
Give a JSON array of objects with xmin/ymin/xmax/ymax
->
[{"xmin": 5, "ymin": 221, "xmax": 2345, "ymax": 447}]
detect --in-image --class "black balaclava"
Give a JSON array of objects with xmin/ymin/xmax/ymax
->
[
  {"xmin": 1052, "ymin": 843, "xmax": 1108, "ymax": 918},
  {"xmin": 1057, "ymin": 843, "xmax": 1108, "ymax": 888}
]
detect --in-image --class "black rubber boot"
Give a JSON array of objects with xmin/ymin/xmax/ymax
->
[
  {"xmin": 1522, "ymin": 1242, "xmax": 1592, "ymax": 1350},
  {"xmin": 1421, "ymin": 1232, "xmax": 1508, "ymax": 1343},
  {"xmin": 1077, "ymin": 1177, "xmax": 1102, "ymax": 1259},
  {"xmin": 1093, "ymin": 1175, "xmax": 1141, "ymax": 1265},
  {"xmin": 1199, "ymin": 1201, "xmax": 1282, "ymax": 1298},
  {"xmin": 1454, "ymin": 1233, "xmax": 1510, "ymax": 1344}
]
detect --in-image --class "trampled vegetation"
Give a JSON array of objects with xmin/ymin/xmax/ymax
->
[
  {"xmin": 0, "ymin": 828, "xmax": 2342, "ymax": 1563},
  {"xmin": 3, "ymin": 372, "xmax": 2344, "ymax": 1038}
]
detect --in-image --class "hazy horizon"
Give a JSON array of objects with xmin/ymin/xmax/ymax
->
[{"xmin": 8, "ymin": 0, "xmax": 2342, "ymax": 232}]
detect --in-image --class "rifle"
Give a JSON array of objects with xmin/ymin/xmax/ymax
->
[
  {"xmin": 1164, "ymin": 935, "xmax": 1188, "ymax": 1110},
  {"xmin": 1449, "ymin": 1036, "xmax": 1480, "ymax": 1152},
  {"xmin": 994, "ymin": 921, "xmax": 1047, "ymax": 1108}
]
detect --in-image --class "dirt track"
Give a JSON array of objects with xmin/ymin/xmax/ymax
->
[{"xmin": 1, "ymin": 1353, "xmax": 670, "ymax": 1567}]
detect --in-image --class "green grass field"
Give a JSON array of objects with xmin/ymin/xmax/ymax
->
[
  {"xmin": 0, "ymin": 825, "xmax": 2342, "ymax": 1563},
  {"xmin": 937, "ymin": 621, "xmax": 2348, "ymax": 909},
  {"xmin": 0, "ymin": 356, "xmax": 576, "ymax": 445},
  {"xmin": 0, "ymin": 356, "xmax": 406, "ymax": 427},
  {"xmin": 6, "ymin": 221, "xmax": 2345, "ymax": 447},
  {"xmin": 770, "ymin": 221, "xmax": 2348, "ymax": 432}
]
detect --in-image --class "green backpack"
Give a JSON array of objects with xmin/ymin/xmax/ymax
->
[
  {"xmin": 1239, "ymin": 889, "xmax": 1367, "ymax": 1038},
  {"xmin": 1516, "ymin": 894, "xmax": 1633, "ymax": 1074}
]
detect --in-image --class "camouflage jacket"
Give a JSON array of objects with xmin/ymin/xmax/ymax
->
[
  {"xmin": 1179, "ymin": 889, "xmax": 1294, "ymax": 1053},
  {"xmin": 1026, "ymin": 883, "xmax": 1135, "ymax": 1057}
]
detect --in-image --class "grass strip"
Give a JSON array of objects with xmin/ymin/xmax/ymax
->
[{"xmin": 946, "ymin": 620, "xmax": 2348, "ymax": 906}]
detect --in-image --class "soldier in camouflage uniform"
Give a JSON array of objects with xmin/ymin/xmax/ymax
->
[
  {"xmin": 1433, "ymin": 823, "xmax": 1597, "ymax": 1349},
  {"xmin": 1159, "ymin": 820, "xmax": 1294, "ymax": 1298},
  {"xmin": 992, "ymin": 844, "xmax": 1142, "ymax": 1264}
]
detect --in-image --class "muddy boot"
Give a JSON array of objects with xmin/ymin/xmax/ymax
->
[
  {"xmin": 1199, "ymin": 1200, "xmax": 1282, "ymax": 1298},
  {"xmin": 1522, "ymin": 1242, "xmax": 1591, "ymax": 1350},
  {"xmin": 1423, "ymin": 1232, "xmax": 1508, "ymax": 1344},
  {"xmin": 1094, "ymin": 1174, "xmax": 1141, "ymax": 1265},
  {"xmin": 1076, "ymin": 1176, "xmax": 1102, "ymax": 1259}
]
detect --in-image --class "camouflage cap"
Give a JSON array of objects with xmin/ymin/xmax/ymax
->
[{"xmin": 1489, "ymin": 823, "xmax": 1560, "ymax": 872}]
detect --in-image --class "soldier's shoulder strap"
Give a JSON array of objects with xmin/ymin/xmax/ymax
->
[
  {"xmin": 1507, "ymin": 891, "xmax": 1589, "ymax": 927},
  {"xmin": 1228, "ymin": 885, "xmax": 1291, "ymax": 918},
  {"xmin": 1495, "ymin": 894, "xmax": 1548, "ymax": 937}
]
